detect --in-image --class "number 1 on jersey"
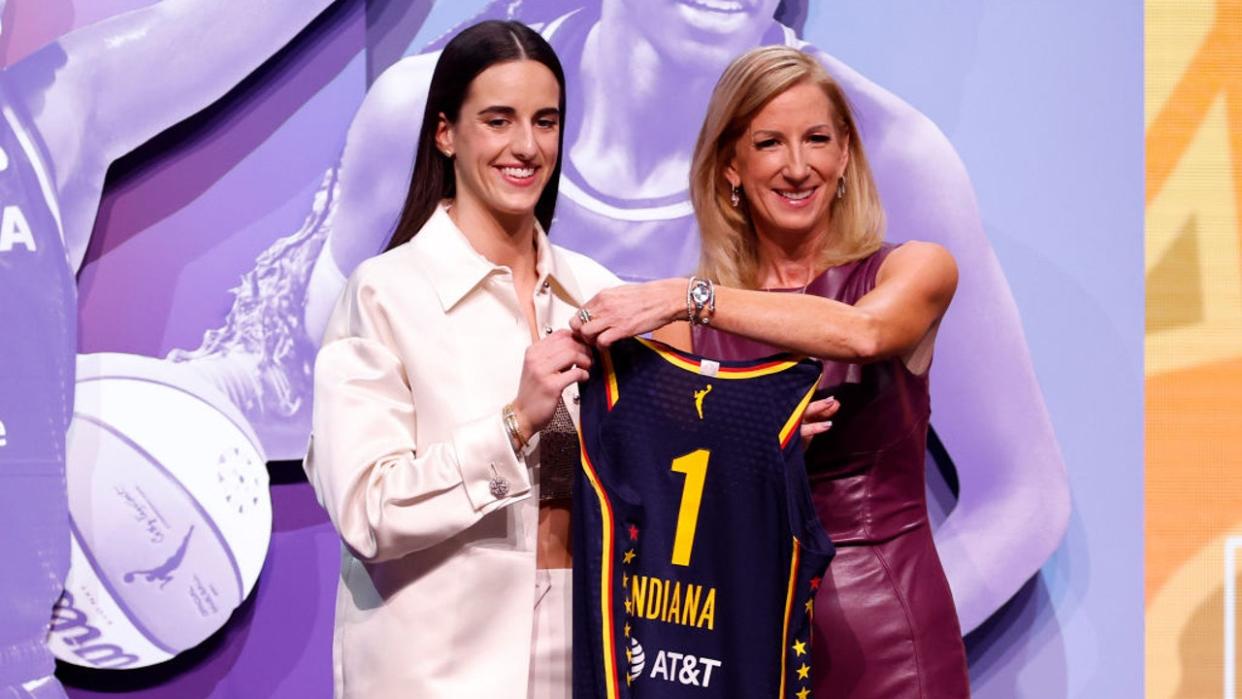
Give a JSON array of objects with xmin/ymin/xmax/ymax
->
[{"xmin": 670, "ymin": 449, "xmax": 710, "ymax": 566}]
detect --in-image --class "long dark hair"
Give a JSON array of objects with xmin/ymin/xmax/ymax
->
[{"xmin": 385, "ymin": 20, "xmax": 567, "ymax": 251}]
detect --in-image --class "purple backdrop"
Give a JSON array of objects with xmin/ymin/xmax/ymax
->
[{"xmin": 0, "ymin": 0, "xmax": 1139, "ymax": 697}]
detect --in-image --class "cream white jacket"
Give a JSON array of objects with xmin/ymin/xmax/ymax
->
[{"xmin": 305, "ymin": 205, "xmax": 620, "ymax": 698}]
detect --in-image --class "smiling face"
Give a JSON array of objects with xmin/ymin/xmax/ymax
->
[
  {"xmin": 436, "ymin": 60, "xmax": 562, "ymax": 224},
  {"xmin": 725, "ymin": 80, "xmax": 849, "ymax": 245},
  {"xmin": 608, "ymin": 0, "xmax": 781, "ymax": 67}
]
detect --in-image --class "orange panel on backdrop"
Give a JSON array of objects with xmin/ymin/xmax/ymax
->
[{"xmin": 1147, "ymin": 1, "xmax": 1242, "ymax": 696}]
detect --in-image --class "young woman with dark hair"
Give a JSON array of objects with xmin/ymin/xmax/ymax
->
[
  {"xmin": 304, "ymin": 20, "xmax": 619, "ymax": 698},
  {"xmin": 384, "ymin": 19, "xmax": 567, "ymax": 248}
]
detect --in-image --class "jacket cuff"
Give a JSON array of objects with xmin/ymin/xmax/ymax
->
[{"xmin": 454, "ymin": 411, "xmax": 531, "ymax": 511}]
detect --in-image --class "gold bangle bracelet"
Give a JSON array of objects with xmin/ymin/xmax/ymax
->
[{"xmin": 502, "ymin": 403, "xmax": 529, "ymax": 452}]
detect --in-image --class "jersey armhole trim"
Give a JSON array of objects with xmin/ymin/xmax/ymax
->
[{"xmin": 779, "ymin": 379, "xmax": 821, "ymax": 449}]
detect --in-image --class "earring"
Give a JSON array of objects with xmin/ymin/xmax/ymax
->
[
  {"xmin": 730, "ymin": 186, "xmax": 741, "ymax": 208},
  {"xmin": 442, "ymin": 149, "xmax": 454, "ymax": 158},
  {"xmin": 836, "ymin": 177, "xmax": 846, "ymax": 200}
]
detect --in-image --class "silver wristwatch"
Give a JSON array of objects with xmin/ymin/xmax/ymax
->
[{"xmin": 687, "ymin": 277, "xmax": 716, "ymax": 325}]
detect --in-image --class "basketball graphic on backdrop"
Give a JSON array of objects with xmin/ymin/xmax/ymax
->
[{"xmin": 49, "ymin": 353, "xmax": 271, "ymax": 669}]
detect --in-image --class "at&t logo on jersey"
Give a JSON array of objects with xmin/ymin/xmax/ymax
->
[{"xmin": 629, "ymin": 635, "xmax": 723, "ymax": 689}]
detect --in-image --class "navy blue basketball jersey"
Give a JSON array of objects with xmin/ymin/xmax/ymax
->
[{"xmin": 573, "ymin": 338, "xmax": 834, "ymax": 698}]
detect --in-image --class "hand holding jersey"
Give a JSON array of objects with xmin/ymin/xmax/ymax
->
[
  {"xmin": 570, "ymin": 281, "xmax": 840, "ymax": 443},
  {"xmin": 511, "ymin": 329, "xmax": 593, "ymax": 443},
  {"xmin": 571, "ymin": 278, "xmax": 687, "ymax": 348}
]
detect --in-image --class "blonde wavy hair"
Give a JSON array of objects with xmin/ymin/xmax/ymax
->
[{"xmin": 691, "ymin": 46, "xmax": 885, "ymax": 288}]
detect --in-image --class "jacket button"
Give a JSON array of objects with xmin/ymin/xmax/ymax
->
[
  {"xmin": 543, "ymin": 325, "xmax": 553, "ymax": 335},
  {"xmin": 489, "ymin": 476, "xmax": 510, "ymax": 499}
]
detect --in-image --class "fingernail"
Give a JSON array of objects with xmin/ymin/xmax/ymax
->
[{"xmin": 822, "ymin": 421, "xmax": 833, "ymax": 431}]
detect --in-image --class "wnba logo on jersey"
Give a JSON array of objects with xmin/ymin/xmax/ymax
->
[{"xmin": 693, "ymin": 384, "xmax": 712, "ymax": 419}]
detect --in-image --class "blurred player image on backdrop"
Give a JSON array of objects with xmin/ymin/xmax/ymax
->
[{"xmin": 0, "ymin": 2, "xmax": 333, "ymax": 693}]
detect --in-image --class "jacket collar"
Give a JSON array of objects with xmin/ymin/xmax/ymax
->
[{"xmin": 413, "ymin": 204, "xmax": 586, "ymax": 311}]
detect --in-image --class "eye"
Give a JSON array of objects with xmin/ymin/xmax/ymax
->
[
  {"xmin": 808, "ymin": 133, "xmax": 832, "ymax": 144},
  {"xmin": 487, "ymin": 117, "xmax": 510, "ymax": 128},
  {"xmin": 536, "ymin": 117, "xmax": 560, "ymax": 129},
  {"xmin": 755, "ymin": 138, "xmax": 779, "ymax": 150}
]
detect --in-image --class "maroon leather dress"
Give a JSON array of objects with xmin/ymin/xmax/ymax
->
[{"xmin": 693, "ymin": 244, "xmax": 970, "ymax": 698}]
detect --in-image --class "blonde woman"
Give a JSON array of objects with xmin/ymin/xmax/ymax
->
[{"xmin": 572, "ymin": 46, "xmax": 971, "ymax": 697}]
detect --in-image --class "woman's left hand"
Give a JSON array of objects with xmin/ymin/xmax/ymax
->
[
  {"xmin": 571, "ymin": 278, "xmax": 686, "ymax": 347},
  {"xmin": 800, "ymin": 396, "xmax": 840, "ymax": 445}
]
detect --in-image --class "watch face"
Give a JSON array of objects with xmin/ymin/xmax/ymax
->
[{"xmin": 690, "ymin": 284, "xmax": 711, "ymax": 305}]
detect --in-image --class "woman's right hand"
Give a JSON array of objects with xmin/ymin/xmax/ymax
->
[{"xmin": 511, "ymin": 329, "xmax": 592, "ymax": 437}]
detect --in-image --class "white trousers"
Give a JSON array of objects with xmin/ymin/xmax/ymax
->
[{"xmin": 528, "ymin": 568, "xmax": 572, "ymax": 699}]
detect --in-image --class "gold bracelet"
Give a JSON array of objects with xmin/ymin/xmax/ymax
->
[{"xmin": 502, "ymin": 403, "xmax": 529, "ymax": 453}]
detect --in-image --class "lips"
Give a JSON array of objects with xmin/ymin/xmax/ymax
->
[
  {"xmin": 678, "ymin": 0, "xmax": 745, "ymax": 13},
  {"xmin": 777, "ymin": 188, "xmax": 815, "ymax": 201},
  {"xmin": 672, "ymin": 0, "xmax": 752, "ymax": 34},
  {"xmin": 497, "ymin": 165, "xmax": 538, "ymax": 187},
  {"xmin": 773, "ymin": 187, "xmax": 819, "ymax": 207}
]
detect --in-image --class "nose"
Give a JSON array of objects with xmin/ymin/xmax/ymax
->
[
  {"xmin": 510, "ymin": 122, "xmax": 538, "ymax": 161},
  {"xmin": 783, "ymin": 144, "xmax": 811, "ymax": 183}
]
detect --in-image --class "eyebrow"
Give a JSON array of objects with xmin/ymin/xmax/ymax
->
[
  {"xmin": 478, "ymin": 106, "xmax": 517, "ymax": 118},
  {"xmin": 750, "ymin": 124, "xmax": 833, "ymax": 139},
  {"xmin": 477, "ymin": 106, "xmax": 561, "ymax": 119}
]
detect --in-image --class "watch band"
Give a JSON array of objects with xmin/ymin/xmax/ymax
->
[{"xmin": 687, "ymin": 277, "xmax": 716, "ymax": 325}]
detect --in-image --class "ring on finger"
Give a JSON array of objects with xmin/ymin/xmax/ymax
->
[{"xmin": 577, "ymin": 307, "xmax": 593, "ymax": 323}]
